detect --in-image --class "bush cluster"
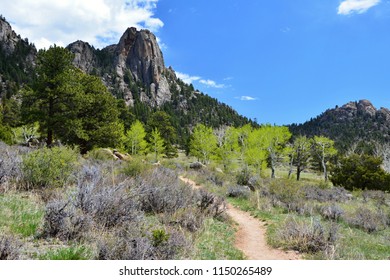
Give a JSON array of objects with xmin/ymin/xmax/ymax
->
[
  {"xmin": 40, "ymin": 163, "xmax": 223, "ymax": 259},
  {"xmin": 0, "ymin": 235, "xmax": 21, "ymax": 260},
  {"xmin": 227, "ymin": 186, "xmax": 251, "ymax": 199},
  {"xmin": 345, "ymin": 207, "xmax": 389, "ymax": 233},
  {"xmin": 303, "ymin": 186, "xmax": 351, "ymax": 203},
  {"xmin": 21, "ymin": 146, "xmax": 79, "ymax": 189},
  {"xmin": 277, "ymin": 217, "xmax": 339, "ymax": 255}
]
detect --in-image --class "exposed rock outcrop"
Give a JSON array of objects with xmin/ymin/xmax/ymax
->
[
  {"xmin": 67, "ymin": 40, "xmax": 98, "ymax": 73},
  {"xmin": 0, "ymin": 17, "xmax": 20, "ymax": 55},
  {"xmin": 67, "ymin": 27, "xmax": 173, "ymax": 107}
]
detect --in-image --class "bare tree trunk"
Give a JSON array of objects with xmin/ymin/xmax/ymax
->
[
  {"xmin": 288, "ymin": 154, "xmax": 294, "ymax": 179},
  {"xmin": 296, "ymin": 166, "xmax": 301, "ymax": 181},
  {"xmin": 322, "ymin": 158, "xmax": 328, "ymax": 181},
  {"xmin": 271, "ymin": 167, "xmax": 275, "ymax": 179}
]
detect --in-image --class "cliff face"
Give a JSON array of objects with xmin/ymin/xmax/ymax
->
[
  {"xmin": 0, "ymin": 16, "xmax": 37, "ymax": 97},
  {"xmin": 67, "ymin": 27, "xmax": 172, "ymax": 107},
  {"xmin": 0, "ymin": 17, "xmax": 20, "ymax": 55}
]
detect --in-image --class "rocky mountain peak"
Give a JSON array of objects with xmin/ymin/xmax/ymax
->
[
  {"xmin": 67, "ymin": 40, "xmax": 97, "ymax": 73},
  {"xmin": 336, "ymin": 99, "xmax": 377, "ymax": 119},
  {"xmin": 115, "ymin": 27, "xmax": 167, "ymax": 99},
  {"xmin": 0, "ymin": 16, "xmax": 20, "ymax": 55},
  {"xmin": 357, "ymin": 99, "xmax": 376, "ymax": 117},
  {"xmin": 66, "ymin": 27, "xmax": 171, "ymax": 107}
]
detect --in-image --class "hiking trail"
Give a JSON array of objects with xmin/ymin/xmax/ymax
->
[{"xmin": 179, "ymin": 176, "xmax": 300, "ymax": 260}]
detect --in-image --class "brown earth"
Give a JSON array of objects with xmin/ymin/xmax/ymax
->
[{"xmin": 179, "ymin": 176, "xmax": 301, "ymax": 260}]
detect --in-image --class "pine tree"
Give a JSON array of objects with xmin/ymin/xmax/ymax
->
[{"xmin": 21, "ymin": 46, "xmax": 123, "ymax": 152}]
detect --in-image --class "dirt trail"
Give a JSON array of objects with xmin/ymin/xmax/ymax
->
[{"xmin": 179, "ymin": 176, "xmax": 300, "ymax": 260}]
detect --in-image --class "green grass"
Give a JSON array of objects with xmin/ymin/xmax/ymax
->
[
  {"xmin": 0, "ymin": 192, "xmax": 44, "ymax": 237},
  {"xmin": 192, "ymin": 218, "xmax": 244, "ymax": 260},
  {"xmin": 38, "ymin": 246, "xmax": 92, "ymax": 260}
]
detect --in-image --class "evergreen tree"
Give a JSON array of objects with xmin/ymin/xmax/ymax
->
[
  {"xmin": 69, "ymin": 73, "xmax": 124, "ymax": 153},
  {"xmin": 21, "ymin": 46, "xmax": 123, "ymax": 152},
  {"xmin": 330, "ymin": 154, "xmax": 390, "ymax": 191},
  {"xmin": 22, "ymin": 45, "xmax": 77, "ymax": 146},
  {"xmin": 147, "ymin": 111, "xmax": 178, "ymax": 158}
]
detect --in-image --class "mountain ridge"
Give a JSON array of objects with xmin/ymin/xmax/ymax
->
[
  {"xmin": 0, "ymin": 16, "xmax": 254, "ymax": 145},
  {"xmin": 289, "ymin": 99, "xmax": 390, "ymax": 151}
]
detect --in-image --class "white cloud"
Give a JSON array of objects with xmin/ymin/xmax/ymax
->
[
  {"xmin": 176, "ymin": 72, "xmax": 226, "ymax": 89},
  {"xmin": 199, "ymin": 79, "xmax": 225, "ymax": 89},
  {"xmin": 238, "ymin": 96, "xmax": 258, "ymax": 101},
  {"xmin": 0, "ymin": 0, "xmax": 163, "ymax": 49},
  {"xmin": 338, "ymin": 0, "xmax": 381, "ymax": 15},
  {"xmin": 175, "ymin": 72, "xmax": 201, "ymax": 84}
]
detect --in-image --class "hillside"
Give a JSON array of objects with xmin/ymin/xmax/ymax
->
[
  {"xmin": 0, "ymin": 16, "xmax": 36, "ymax": 98},
  {"xmin": 289, "ymin": 99, "xmax": 390, "ymax": 151},
  {"xmin": 0, "ymin": 16, "xmax": 254, "ymax": 146}
]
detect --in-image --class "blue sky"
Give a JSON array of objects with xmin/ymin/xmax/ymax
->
[{"xmin": 1, "ymin": 0, "xmax": 390, "ymax": 125}]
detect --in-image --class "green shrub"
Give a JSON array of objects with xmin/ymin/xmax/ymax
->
[
  {"xmin": 151, "ymin": 229, "xmax": 170, "ymax": 247},
  {"xmin": 38, "ymin": 246, "xmax": 91, "ymax": 260},
  {"xmin": 21, "ymin": 146, "xmax": 79, "ymax": 189},
  {"xmin": 0, "ymin": 125, "xmax": 13, "ymax": 145},
  {"xmin": 121, "ymin": 157, "xmax": 151, "ymax": 177},
  {"xmin": 269, "ymin": 179, "xmax": 304, "ymax": 210},
  {"xmin": 330, "ymin": 154, "xmax": 390, "ymax": 191},
  {"xmin": 85, "ymin": 148, "xmax": 117, "ymax": 161}
]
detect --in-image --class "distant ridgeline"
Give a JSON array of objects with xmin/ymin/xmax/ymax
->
[
  {"xmin": 0, "ymin": 16, "xmax": 255, "ymax": 147},
  {"xmin": 289, "ymin": 99, "xmax": 390, "ymax": 152}
]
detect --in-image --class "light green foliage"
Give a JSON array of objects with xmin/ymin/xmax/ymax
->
[
  {"xmin": 259, "ymin": 125, "xmax": 292, "ymax": 178},
  {"xmin": 215, "ymin": 126, "xmax": 240, "ymax": 170},
  {"xmin": 312, "ymin": 136, "xmax": 337, "ymax": 181},
  {"xmin": 125, "ymin": 120, "xmax": 147, "ymax": 155},
  {"xmin": 236, "ymin": 124, "xmax": 252, "ymax": 160},
  {"xmin": 149, "ymin": 128, "xmax": 165, "ymax": 162},
  {"xmin": 11, "ymin": 122, "xmax": 40, "ymax": 145},
  {"xmin": 189, "ymin": 124, "xmax": 217, "ymax": 165},
  {"xmin": 244, "ymin": 128, "xmax": 268, "ymax": 173},
  {"xmin": 21, "ymin": 146, "xmax": 79, "ymax": 189}
]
